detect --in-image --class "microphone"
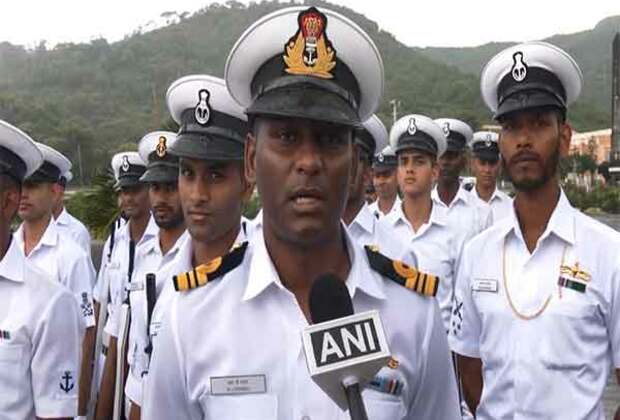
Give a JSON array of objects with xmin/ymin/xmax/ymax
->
[{"xmin": 303, "ymin": 274, "xmax": 391, "ymax": 420}]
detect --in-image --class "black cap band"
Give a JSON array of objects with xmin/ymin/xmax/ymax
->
[
  {"xmin": 446, "ymin": 132, "xmax": 467, "ymax": 152},
  {"xmin": 170, "ymin": 108, "xmax": 248, "ymax": 161},
  {"xmin": 472, "ymin": 142, "xmax": 500, "ymax": 160},
  {"xmin": 26, "ymin": 161, "xmax": 61, "ymax": 183},
  {"xmin": 0, "ymin": 145, "xmax": 27, "ymax": 182},
  {"xmin": 247, "ymin": 53, "xmax": 361, "ymax": 126},
  {"xmin": 354, "ymin": 128, "xmax": 375, "ymax": 163},
  {"xmin": 394, "ymin": 131, "xmax": 438, "ymax": 156},
  {"xmin": 373, "ymin": 154, "xmax": 397, "ymax": 169},
  {"xmin": 496, "ymin": 67, "xmax": 567, "ymax": 119}
]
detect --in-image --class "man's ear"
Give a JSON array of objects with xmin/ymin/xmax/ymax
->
[
  {"xmin": 245, "ymin": 132, "xmax": 257, "ymax": 185},
  {"xmin": 559, "ymin": 120, "xmax": 572, "ymax": 158}
]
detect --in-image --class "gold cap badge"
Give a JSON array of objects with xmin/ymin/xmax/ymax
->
[{"xmin": 283, "ymin": 7, "xmax": 336, "ymax": 79}]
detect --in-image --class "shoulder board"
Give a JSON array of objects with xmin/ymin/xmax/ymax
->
[
  {"xmin": 173, "ymin": 242, "xmax": 248, "ymax": 292},
  {"xmin": 364, "ymin": 245, "xmax": 439, "ymax": 297}
]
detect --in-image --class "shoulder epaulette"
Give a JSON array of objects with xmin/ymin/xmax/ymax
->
[
  {"xmin": 364, "ymin": 245, "xmax": 439, "ymax": 297},
  {"xmin": 173, "ymin": 242, "xmax": 248, "ymax": 292}
]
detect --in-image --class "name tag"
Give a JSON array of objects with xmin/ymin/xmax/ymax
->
[
  {"xmin": 126, "ymin": 282, "xmax": 144, "ymax": 292},
  {"xmin": 472, "ymin": 279, "xmax": 498, "ymax": 293},
  {"xmin": 211, "ymin": 375, "xmax": 266, "ymax": 396}
]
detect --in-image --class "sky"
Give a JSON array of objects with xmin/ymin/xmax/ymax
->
[{"xmin": 1, "ymin": 1, "xmax": 620, "ymax": 49}]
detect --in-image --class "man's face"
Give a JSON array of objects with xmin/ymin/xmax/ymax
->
[
  {"xmin": 18, "ymin": 181, "xmax": 56, "ymax": 222},
  {"xmin": 397, "ymin": 150, "xmax": 438, "ymax": 198},
  {"xmin": 438, "ymin": 150, "xmax": 466, "ymax": 183},
  {"xmin": 372, "ymin": 167, "xmax": 398, "ymax": 201},
  {"xmin": 178, "ymin": 158, "xmax": 249, "ymax": 243},
  {"xmin": 149, "ymin": 181, "xmax": 184, "ymax": 230},
  {"xmin": 499, "ymin": 108, "xmax": 570, "ymax": 192},
  {"xmin": 471, "ymin": 156, "xmax": 501, "ymax": 190},
  {"xmin": 0, "ymin": 175, "xmax": 21, "ymax": 227},
  {"xmin": 118, "ymin": 184, "xmax": 150, "ymax": 220},
  {"xmin": 246, "ymin": 117, "xmax": 355, "ymax": 247}
]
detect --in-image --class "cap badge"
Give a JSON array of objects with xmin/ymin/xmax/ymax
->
[
  {"xmin": 195, "ymin": 89, "xmax": 211, "ymax": 125},
  {"xmin": 407, "ymin": 118, "xmax": 417, "ymax": 135},
  {"xmin": 442, "ymin": 122, "xmax": 450, "ymax": 136},
  {"xmin": 121, "ymin": 155, "xmax": 130, "ymax": 173},
  {"xmin": 156, "ymin": 136, "xmax": 167, "ymax": 158},
  {"xmin": 485, "ymin": 133, "xmax": 492, "ymax": 147},
  {"xmin": 283, "ymin": 7, "xmax": 336, "ymax": 79},
  {"xmin": 378, "ymin": 153, "xmax": 385, "ymax": 163},
  {"xmin": 511, "ymin": 51, "xmax": 528, "ymax": 82}
]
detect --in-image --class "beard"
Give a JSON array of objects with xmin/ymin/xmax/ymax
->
[
  {"xmin": 155, "ymin": 210, "xmax": 184, "ymax": 230},
  {"xmin": 502, "ymin": 141, "xmax": 560, "ymax": 192}
]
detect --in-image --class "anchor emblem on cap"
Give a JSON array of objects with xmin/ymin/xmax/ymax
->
[
  {"xmin": 407, "ymin": 118, "xmax": 417, "ymax": 135},
  {"xmin": 511, "ymin": 52, "xmax": 528, "ymax": 82},
  {"xmin": 121, "ymin": 155, "xmax": 130, "ymax": 172},
  {"xmin": 485, "ymin": 133, "xmax": 492, "ymax": 147},
  {"xmin": 442, "ymin": 122, "xmax": 450, "ymax": 136},
  {"xmin": 195, "ymin": 89, "xmax": 211, "ymax": 125},
  {"xmin": 378, "ymin": 153, "xmax": 385, "ymax": 163},
  {"xmin": 156, "ymin": 136, "xmax": 167, "ymax": 158}
]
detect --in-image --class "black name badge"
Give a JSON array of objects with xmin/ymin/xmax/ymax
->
[{"xmin": 310, "ymin": 319, "xmax": 381, "ymax": 367}]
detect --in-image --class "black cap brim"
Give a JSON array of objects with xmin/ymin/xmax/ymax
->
[
  {"xmin": 140, "ymin": 165, "xmax": 179, "ymax": 183},
  {"xmin": 169, "ymin": 133, "xmax": 245, "ymax": 161},
  {"xmin": 495, "ymin": 90, "xmax": 565, "ymax": 120},
  {"xmin": 473, "ymin": 150, "xmax": 500, "ymax": 162},
  {"xmin": 247, "ymin": 83, "xmax": 360, "ymax": 127},
  {"xmin": 114, "ymin": 176, "xmax": 145, "ymax": 189}
]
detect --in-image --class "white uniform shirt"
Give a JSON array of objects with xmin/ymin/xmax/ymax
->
[
  {"xmin": 432, "ymin": 186, "xmax": 490, "ymax": 247},
  {"xmin": 93, "ymin": 218, "xmax": 126, "ymax": 303},
  {"xmin": 103, "ymin": 216, "xmax": 159, "ymax": 337},
  {"xmin": 381, "ymin": 202, "xmax": 459, "ymax": 331},
  {"xmin": 471, "ymin": 187, "xmax": 513, "ymax": 226},
  {"xmin": 347, "ymin": 202, "xmax": 418, "ymax": 267},
  {"xmin": 449, "ymin": 191, "xmax": 620, "ymax": 420},
  {"xmin": 0, "ymin": 236, "xmax": 83, "ymax": 419},
  {"xmin": 143, "ymin": 228, "xmax": 461, "ymax": 420},
  {"xmin": 55, "ymin": 207, "xmax": 92, "ymax": 258},
  {"xmin": 15, "ymin": 220, "xmax": 96, "ymax": 328},
  {"xmin": 368, "ymin": 195, "xmax": 402, "ymax": 220},
  {"xmin": 149, "ymin": 221, "xmax": 253, "ymax": 347},
  {"xmin": 124, "ymin": 230, "xmax": 189, "ymax": 405}
]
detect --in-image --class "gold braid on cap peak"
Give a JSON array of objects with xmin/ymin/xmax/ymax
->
[
  {"xmin": 173, "ymin": 242, "xmax": 249, "ymax": 292},
  {"xmin": 364, "ymin": 245, "xmax": 439, "ymax": 297}
]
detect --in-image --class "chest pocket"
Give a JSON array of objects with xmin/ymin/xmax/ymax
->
[
  {"xmin": 202, "ymin": 394, "xmax": 277, "ymax": 420},
  {"xmin": 364, "ymin": 396, "xmax": 405, "ymax": 420},
  {"xmin": 0, "ymin": 343, "xmax": 26, "ymax": 384}
]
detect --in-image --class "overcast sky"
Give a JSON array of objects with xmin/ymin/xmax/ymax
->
[{"xmin": 2, "ymin": 1, "xmax": 620, "ymax": 49}]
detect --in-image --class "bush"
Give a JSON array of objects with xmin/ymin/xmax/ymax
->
[{"xmin": 564, "ymin": 183, "xmax": 620, "ymax": 213}]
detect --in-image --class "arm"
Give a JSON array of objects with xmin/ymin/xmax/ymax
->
[
  {"xmin": 78, "ymin": 327, "xmax": 95, "ymax": 416},
  {"xmin": 456, "ymin": 354, "xmax": 483, "ymax": 415},
  {"xmin": 94, "ymin": 336, "xmax": 117, "ymax": 420},
  {"xmin": 32, "ymin": 291, "xmax": 82, "ymax": 419},
  {"xmin": 408, "ymin": 301, "xmax": 461, "ymax": 419}
]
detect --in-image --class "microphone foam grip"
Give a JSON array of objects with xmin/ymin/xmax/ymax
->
[{"xmin": 309, "ymin": 273, "xmax": 354, "ymax": 324}]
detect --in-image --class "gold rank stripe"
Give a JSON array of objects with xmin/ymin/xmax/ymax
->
[
  {"xmin": 173, "ymin": 242, "xmax": 248, "ymax": 292},
  {"xmin": 364, "ymin": 245, "xmax": 439, "ymax": 297}
]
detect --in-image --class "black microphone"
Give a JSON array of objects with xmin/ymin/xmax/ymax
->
[{"xmin": 304, "ymin": 274, "xmax": 390, "ymax": 420}]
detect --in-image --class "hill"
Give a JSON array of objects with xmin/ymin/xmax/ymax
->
[
  {"xmin": 0, "ymin": 1, "xmax": 609, "ymax": 183},
  {"xmin": 417, "ymin": 16, "xmax": 620, "ymax": 131}
]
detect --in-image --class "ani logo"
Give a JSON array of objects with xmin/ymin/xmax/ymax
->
[
  {"xmin": 195, "ymin": 89, "xmax": 211, "ymax": 125},
  {"xmin": 121, "ymin": 155, "xmax": 130, "ymax": 172},
  {"xmin": 156, "ymin": 136, "xmax": 167, "ymax": 158},
  {"xmin": 511, "ymin": 51, "xmax": 528, "ymax": 82},
  {"xmin": 407, "ymin": 117, "xmax": 417, "ymax": 135},
  {"xmin": 283, "ymin": 7, "xmax": 336, "ymax": 79}
]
